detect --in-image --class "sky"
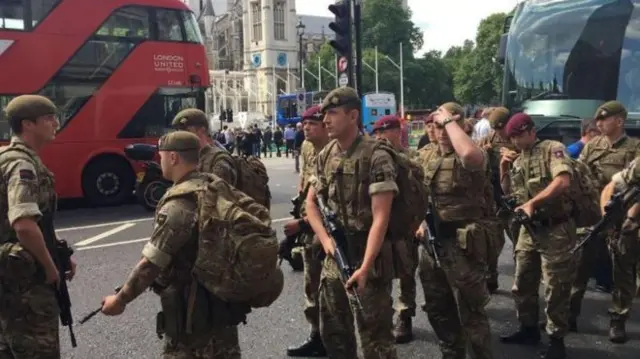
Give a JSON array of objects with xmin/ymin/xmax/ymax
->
[{"xmin": 296, "ymin": 0, "xmax": 522, "ymax": 55}]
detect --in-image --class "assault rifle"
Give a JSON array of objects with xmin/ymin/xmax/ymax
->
[
  {"xmin": 277, "ymin": 193, "xmax": 305, "ymax": 271},
  {"xmin": 572, "ymin": 185, "xmax": 640, "ymax": 254},
  {"xmin": 40, "ymin": 212, "xmax": 77, "ymax": 348},
  {"xmin": 501, "ymin": 196, "xmax": 539, "ymax": 244},
  {"xmin": 423, "ymin": 202, "xmax": 441, "ymax": 267},
  {"xmin": 316, "ymin": 196, "xmax": 363, "ymax": 310}
]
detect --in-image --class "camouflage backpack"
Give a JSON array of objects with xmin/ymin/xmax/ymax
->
[
  {"xmin": 568, "ymin": 158, "xmax": 602, "ymax": 227},
  {"xmin": 163, "ymin": 174, "xmax": 283, "ymax": 309},
  {"xmin": 360, "ymin": 139, "xmax": 428, "ymax": 238},
  {"xmin": 212, "ymin": 151, "xmax": 271, "ymax": 209}
]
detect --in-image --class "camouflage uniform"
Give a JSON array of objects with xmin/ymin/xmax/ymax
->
[
  {"xmin": 416, "ymin": 110, "xmax": 493, "ymax": 359},
  {"xmin": 504, "ymin": 139, "xmax": 577, "ymax": 342},
  {"xmin": 0, "ymin": 96, "xmax": 60, "ymax": 358},
  {"xmin": 172, "ymin": 109, "xmax": 238, "ymax": 186},
  {"xmin": 142, "ymin": 132, "xmax": 240, "ymax": 359},
  {"xmin": 572, "ymin": 120, "xmax": 640, "ymax": 333},
  {"xmin": 313, "ymin": 89, "xmax": 398, "ymax": 359},
  {"xmin": 477, "ymin": 107, "xmax": 517, "ymax": 291}
]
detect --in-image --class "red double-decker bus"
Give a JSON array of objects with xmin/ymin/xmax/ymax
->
[{"xmin": 0, "ymin": 0, "xmax": 210, "ymax": 206}]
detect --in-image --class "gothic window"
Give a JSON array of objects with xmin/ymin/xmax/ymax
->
[
  {"xmin": 251, "ymin": 2, "xmax": 262, "ymax": 42},
  {"xmin": 273, "ymin": 1, "xmax": 286, "ymax": 41}
]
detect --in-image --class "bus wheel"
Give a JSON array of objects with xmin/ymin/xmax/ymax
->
[{"xmin": 82, "ymin": 157, "xmax": 134, "ymax": 206}]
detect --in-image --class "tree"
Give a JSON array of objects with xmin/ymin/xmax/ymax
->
[
  {"xmin": 450, "ymin": 13, "xmax": 507, "ymax": 104},
  {"xmin": 361, "ymin": 0, "xmax": 423, "ymax": 59},
  {"xmin": 302, "ymin": 43, "xmax": 338, "ymax": 92}
]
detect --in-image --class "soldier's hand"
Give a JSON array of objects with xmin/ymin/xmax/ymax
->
[
  {"xmin": 415, "ymin": 226, "xmax": 425, "ymax": 239},
  {"xmin": 345, "ymin": 267, "xmax": 368, "ymax": 294},
  {"xmin": 283, "ymin": 220, "xmax": 301, "ymax": 237},
  {"xmin": 515, "ymin": 201, "xmax": 534, "ymax": 218},
  {"xmin": 101, "ymin": 294, "xmax": 126, "ymax": 316},
  {"xmin": 44, "ymin": 264, "xmax": 60, "ymax": 287},
  {"xmin": 66, "ymin": 258, "xmax": 77, "ymax": 281}
]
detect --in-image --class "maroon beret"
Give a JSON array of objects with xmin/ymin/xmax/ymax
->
[
  {"xmin": 372, "ymin": 115, "xmax": 400, "ymax": 131},
  {"xmin": 505, "ymin": 112, "xmax": 535, "ymax": 137},
  {"xmin": 301, "ymin": 105, "xmax": 323, "ymax": 121}
]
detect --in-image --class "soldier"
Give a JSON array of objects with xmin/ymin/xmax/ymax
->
[
  {"xmin": 477, "ymin": 107, "xmax": 518, "ymax": 292},
  {"xmin": 172, "ymin": 108, "xmax": 238, "ymax": 186},
  {"xmin": 0, "ymin": 95, "xmax": 77, "ymax": 359},
  {"xmin": 285, "ymin": 105, "xmax": 329, "ymax": 357},
  {"xmin": 305, "ymin": 87, "xmax": 398, "ymax": 358},
  {"xmin": 101, "ymin": 131, "xmax": 241, "ymax": 358},
  {"xmin": 415, "ymin": 102, "xmax": 493, "ymax": 359},
  {"xmin": 418, "ymin": 113, "xmax": 437, "ymax": 150},
  {"xmin": 579, "ymin": 101, "xmax": 640, "ymax": 342},
  {"xmin": 499, "ymin": 113, "xmax": 576, "ymax": 359},
  {"xmin": 371, "ymin": 114, "xmax": 419, "ymax": 343}
]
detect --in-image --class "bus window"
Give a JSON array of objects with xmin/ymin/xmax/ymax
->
[
  {"xmin": 31, "ymin": 0, "xmax": 59, "ymax": 27},
  {"xmin": 96, "ymin": 6, "xmax": 150, "ymax": 39},
  {"xmin": 155, "ymin": 9, "xmax": 183, "ymax": 42},
  {"xmin": 0, "ymin": 95, "xmax": 15, "ymax": 140},
  {"xmin": 181, "ymin": 11, "xmax": 203, "ymax": 44},
  {"xmin": 385, "ymin": 109, "xmax": 391, "ymax": 115},
  {"xmin": 0, "ymin": 0, "xmax": 25, "ymax": 30}
]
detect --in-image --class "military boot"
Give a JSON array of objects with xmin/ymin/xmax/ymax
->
[
  {"xmin": 609, "ymin": 319, "xmax": 628, "ymax": 344},
  {"xmin": 393, "ymin": 317, "xmax": 414, "ymax": 344},
  {"xmin": 540, "ymin": 336, "xmax": 565, "ymax": 359},
  {"xmin": 286, "ymin": 331, "xmax": 327, "ymax": 357},
  {"xmin": 500, "ymin": 325, "xmax": 540, "ymax": 345},
  {"xmin": 538, "ymin": 317, "xmax": 577, "ymax": 332}
]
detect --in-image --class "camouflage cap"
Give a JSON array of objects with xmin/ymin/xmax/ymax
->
[
  {"xmin": 488, "ymin": 107, "xmax": 511, "ymax": 129},
  {"xmin": 440, "ymin": 102, "xmax": 465, "ymax": 125},
  {"xmin": 594, "ymin": 101, "xmax": 627, "ymax": 120},
  {"xmin": 158, "ymin": 130, "xmax": 201, "ymax": 151},
  {"xmin": 172, "ymin": 108, "xmax": 209, "ymax": 130},
  {"xmin": 4, "ymin": 95, "xmax": 57, "ymax": 121},
  {"xmin": 321, "ymin": 87, "xmax": 361, "ymax": 112}
]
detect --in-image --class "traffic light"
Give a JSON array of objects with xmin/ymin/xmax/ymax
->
[
  {"xmin": 226, "ymin": 108, "xmax": 233, "ymax": 122},
  {"xmin": 328, "ymin": 0, "xmax": 351, "ymax": 56},
  {"xmin": 219, "ymin": 110, "xmax": 226, "ymax": 122}
]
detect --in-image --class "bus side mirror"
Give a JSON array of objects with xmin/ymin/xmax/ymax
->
[{"xmin": 496, "ymin": 33, "xmax": 508, "ymax": 65}]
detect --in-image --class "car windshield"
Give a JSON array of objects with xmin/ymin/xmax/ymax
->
[{"xmin": 504, "ymin": 0, "xmax": 640, "ymax": 117}]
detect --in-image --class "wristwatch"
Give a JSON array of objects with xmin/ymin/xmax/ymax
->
[{"xmin": 442, "ymin": 117, "xmax": 455, "ymax": 126}]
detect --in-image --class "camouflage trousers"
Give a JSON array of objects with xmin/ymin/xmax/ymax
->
[
  {"xmin": 483, "ymin": 218, "xmax": 505, "ymax": 286},
  {"xmin": 513, "ymin": 220, "xmax": 577, "ymax": 338},
  {"xmin": 392, "ymin": 239, "xmax": 419, "ymax": 320},
  {"xmin": 569, "ymin": 228, "xmax": 604, "ymax": 319},
  {"xmin": 0, "ymin": 245, "xmax": 60, "ymax": 359},
  {"xmin": 609, "ymin": 219, "xmax": 640, "ymax": 321},
  {"xmin": 418, "ymin": 223, "xmax": 492, "ymax": 359},
  {"xmin": 302, "ymin": 237, "xmax": 323, "ymax": 332},
  {"xmin": 163, "ymin": 326, "xmax": 241, "ymax": 359},
  {"xmin": 319, "ymin": 256, "xmax": 397, "ymax": 359}
]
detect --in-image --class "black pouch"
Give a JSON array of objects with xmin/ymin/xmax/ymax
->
[{"xmin": 159, "ymin": 287, "xmax": 186, "ymax": 340}]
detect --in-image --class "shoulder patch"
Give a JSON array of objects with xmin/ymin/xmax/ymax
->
[
  {"xmin": 374, "ymin": 172, "xmax": 386, "ymax": 182},
  {"xmin": 552, "ymin": 149, "xmax": 565, "ymax": 158},
  {"xmin": 19, "ymin": 169, "xmax": 35, "ymax": 180}
]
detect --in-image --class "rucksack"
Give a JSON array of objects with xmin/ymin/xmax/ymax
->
[
  {"xmin": 162, "ymin": 174, "xmax": 283, "ymax": 309},
  {"xmin": 212, "ymin": 151, "xmax": 271, "ymax": 209},
  {"xmin": 568, "ymin": 158, "xmax": 602, "ymax": 227},
  {"xmin": 351, "ymin": 139, "xmax": 428, "ymax": 239}
]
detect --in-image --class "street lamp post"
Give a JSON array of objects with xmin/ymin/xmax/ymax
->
[{"xmin": 296, "ymin": 20, "xmax": 306, "ymax": 90}]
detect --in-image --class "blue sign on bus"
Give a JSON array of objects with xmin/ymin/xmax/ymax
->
[{"xmin": 361, "ymin": 92, "xmax": 397, "ymax": 134}]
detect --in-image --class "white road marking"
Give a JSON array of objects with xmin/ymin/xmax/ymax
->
[
  {"xmin": 76, "ymin": 237, "xmax": 149, "ymax": 251},
  {"xmin": 75, "ymin": 223, "xmax": 137, "ymax": 246},
  {"xmin": 272, "ymin": 217, "xmax": 289, "ymax": 223},
  {"xmin": 57, "ymin": 217, "xmax": 153, "ymax": 233}
]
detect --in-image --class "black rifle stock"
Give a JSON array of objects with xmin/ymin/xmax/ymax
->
[
  {"xmin": 572, "ymin": 185, "xmax": 640, "ymax": 254},
  {"xmin": 423, "ymin": 202, "xmax": 441, "ymax": 267},
  {"xmin": 501, "ymin": 196, "xmax": 539, "ymax": 244},
  {"xmin": 278, "ymin": 192, "xmax": 304, "ymax": 269},
  {"xmin": 316, "ymin": 196, "xmax": 363, "ymax": 310},
  {"xmin": 40, "ymin": 212, "xmax": 77, "ymax": 348}
]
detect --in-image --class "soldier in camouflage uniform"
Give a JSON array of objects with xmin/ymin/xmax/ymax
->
[
  {"xmin": 477, "ymin": 107, "xmax": 518, "ymax": 292},
  {"xmin": 499, "ymin": 113, "xmax": 576, "ymax": 359},
  {"xmin": 577, "ymin": 101, "xmax": 640, "ymax": 343},
  {"xmin": 285, "ymin": 105, "xmax": 329, "ymax": 357},
  {"xmin": 0, "ymin": 95, "xmax": 77, "ymax": 359},
  {"xmin": 102, "ymin": 131, "xmax": 241, "ymax": 359},
  {"xmin": 415, "ymin": 102, "xmax": 493, "ymax": 359},
  {"xmin": 370, "ymin": 115, "xmax": 419, "ymax": 344},
  {"xmin": 172, "ymin": 109, "xmax": 238, "ymax": 186},
  {"xmin": 305, "ymin": 87, "xmax": 398, "ymax": 358}
]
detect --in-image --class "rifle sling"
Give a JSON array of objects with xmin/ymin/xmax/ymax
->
[{"xmin": 334, "ymin": 136, "xmax": 363, "ymax": 262}]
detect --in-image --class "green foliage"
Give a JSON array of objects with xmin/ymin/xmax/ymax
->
[{"xmin": 301, "ymin": 6, "xmax": 507, "ymax": 110}]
